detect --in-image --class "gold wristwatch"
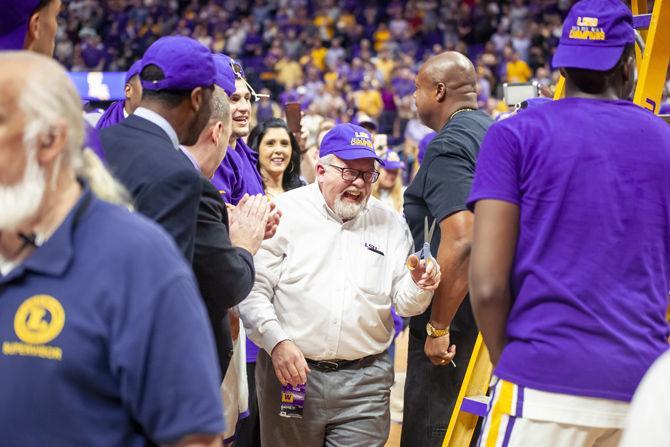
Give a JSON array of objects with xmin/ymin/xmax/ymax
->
[{"xmin": 426, "ymin": 322, "xmax": 449, "ymax": 338}]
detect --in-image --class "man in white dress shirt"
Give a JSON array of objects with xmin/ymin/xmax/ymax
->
[{"xmin": 239, "ymin": 123, "xmax": 441, "ymax": 447}]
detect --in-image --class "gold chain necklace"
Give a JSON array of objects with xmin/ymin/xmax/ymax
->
[{"xmin": 449, "ymin": 107, "xmax": 476, "ymax": 121}]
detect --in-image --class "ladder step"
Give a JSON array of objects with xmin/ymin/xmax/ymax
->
[
  {"xmin": 633, "ymin": 13, "xmax": 652, "ymax": 30},
  {"xmin": 461, "ymin": 395, "xmax": 491, "ymax": 417}
]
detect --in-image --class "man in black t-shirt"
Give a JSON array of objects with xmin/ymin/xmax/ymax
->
[{"xmin": 401, "ymin": 52, "xmax": 493, "ymax": 447}]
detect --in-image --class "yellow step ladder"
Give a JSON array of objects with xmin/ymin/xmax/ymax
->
[{"xmin": 442, "ymin": 2, "xmax": 669, "ymax": 446}]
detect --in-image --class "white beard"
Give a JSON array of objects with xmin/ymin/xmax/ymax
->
[
  {"xmin": 332, "ymin": 192, "xmax": 367, "ymax": 221},
  {"xmin": 0, "ymin": 140, "xmax": 46, "ymax": 231}
]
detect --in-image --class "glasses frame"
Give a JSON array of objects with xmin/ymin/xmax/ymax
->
[{"xmin": 325, "ymin": 163, "xmax": 380, "ymax": 184}]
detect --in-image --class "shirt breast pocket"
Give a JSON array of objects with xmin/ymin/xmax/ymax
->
[{"xmin": 351, "ymin": 245, "xmax": 389, "ymax": 296}]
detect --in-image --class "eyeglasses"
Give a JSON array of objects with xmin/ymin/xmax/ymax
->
[
  {"xmin": 229, "ymin": 60, "xmax": 270, "ymax": 103},
  {"xmin": 325, "ymin": 164, "xmax": 379, "ymax": 184}
]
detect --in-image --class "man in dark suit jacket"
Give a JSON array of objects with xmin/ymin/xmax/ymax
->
[
  {"xmin": 101, "ymin": 36, "xmax": 216, "ymax": 262},
  {"xmin": 183, "ymin": 84, "xmax": 271, "ymax": 377}
]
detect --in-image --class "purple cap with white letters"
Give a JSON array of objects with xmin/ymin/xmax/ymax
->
[
  {"xmin": 320, "ymin": 123, "xmax": 384, "ymax": 164},
  {"xmin": 381, "ymin": 150, "xmax": 404, "ymax": 170},
  {"xmin": 553, "ymin": 0, "xmax": 635, "ymax": 71}
]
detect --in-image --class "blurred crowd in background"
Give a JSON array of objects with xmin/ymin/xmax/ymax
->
[{"xmin": 55, "ymin": 1, "xmax": 574, "ymax": 150}]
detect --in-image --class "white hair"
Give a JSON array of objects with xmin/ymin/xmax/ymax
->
[
  {"xmin": 16, "ymin": 53, "xmax": 84, "ymax": 177},
  {"xmin": 6, "ymin": 52, "xmax": 131, "ymax": 207}
]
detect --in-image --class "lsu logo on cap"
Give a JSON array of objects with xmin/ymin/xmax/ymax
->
[
  {"xmin": 350, "ymin": 131, "xmax": 374, "ymax": 149},
  {"xmin": 577, "ymin": 17, "xmax": 599, "ymax": 27},
  {"xmin": 2, "ymin": 295, "xmax": 65, "ymax": 361},
  {"xmin": 569, "ymin": 16, "xmax": 605, "ymax": 40}
]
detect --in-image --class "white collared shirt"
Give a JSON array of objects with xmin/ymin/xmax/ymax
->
[
  {"xmin": 179, "ymin": 145, "xmax": 200, "ymax": 171},
  {"xmin": 133, "ymin": 107, "xmax": 180, "ymax": 149},
  {"xmin": 238, "ymin": 183, "xmax": 433, "ymax": 361}
]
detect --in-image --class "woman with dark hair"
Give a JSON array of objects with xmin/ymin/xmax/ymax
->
[{"xmin": 248, "ymin": 118, "xmax": 304, "ymax": 198}]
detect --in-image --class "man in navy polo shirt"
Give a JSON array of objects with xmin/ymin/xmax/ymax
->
[
  {"xmin": 0, "ymin": 52, "xmax": 224, "ymax": 446},
  {"xmin": 469, "ymin": 0, "xmax": 670, "ymax": 445}
]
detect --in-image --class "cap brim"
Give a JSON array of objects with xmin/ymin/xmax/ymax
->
[
  {"xmin": 553, "ymin": 44, "xmax": 625, "ymax": 71},
  {"xmin": 383, "ymin": 161, "xmax": 404, "ymax": 170},
  {"xmin": 334, "ymin": 148, "xmax": 385, "ymax": 165},
  {"xmin": 0, "ymin": 25, "xmax": 28, "ymax": 51}
]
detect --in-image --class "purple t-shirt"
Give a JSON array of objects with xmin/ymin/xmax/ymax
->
[
  {"xmin": 211, "ymin": 139, "xmax": 264, "ymax": 206},
  {"xmin": 210, "ymin": 138, "xmax": 264, "ymax": 363},
  {"xmin": 467, "ymin": 98, "xmax": 670, "ymax": 401}
]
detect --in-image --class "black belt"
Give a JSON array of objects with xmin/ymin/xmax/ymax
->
[{"xmin": 306, "ymin": 353, "xmax": 380, "ymax": 372}]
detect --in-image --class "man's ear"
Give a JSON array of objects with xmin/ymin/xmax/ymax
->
[
  {"xmin": 191, "ymin": 87, "xmax": 204, "ymax": 112},
  {"xmin": 37, "ymin": 121, "xmax": 68, "ymax": 166},
  {"xmin": 622, "ymin": 54, "xmax": 636, "ymax": 100},
  {"xmin": 26, "ymin": 11, "xmax": 42, "ymax": 46},
  {"xmin": 435, "ymin": 82, "xmax": 447, "ymax": 102},
  {"xmin": 210, "ymin": 121, "xmax": 223, "ymax": 146}
]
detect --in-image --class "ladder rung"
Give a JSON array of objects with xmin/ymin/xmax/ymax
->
[
  {"xmin": 633, "ymin": 13, "xmax": 652, "ymax": 30},
  {"xmin": 461, "ymin": 395, "xmax": 491, "ymax": 417}
]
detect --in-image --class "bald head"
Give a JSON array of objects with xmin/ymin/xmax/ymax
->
[
  {"xmin": 414, "ymin": 51, "xmax": 478, "ymax": 131},
  {"xmin": 422, "ymin": 51, "xmax": 477, "ymax": 95}
]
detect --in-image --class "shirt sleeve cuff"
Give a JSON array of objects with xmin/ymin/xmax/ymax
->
[
  {"xmin": 407, "ymin": 273, "xmax": 424, "ymax": 294},
  {"xmin": 258, "ymin": 319, "xmax": 290, "ymax": 354}
]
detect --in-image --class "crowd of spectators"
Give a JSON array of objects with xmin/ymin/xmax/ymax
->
[{"xmin": 56, "ymin": 0, "xmax": 573, "ymax": 130}]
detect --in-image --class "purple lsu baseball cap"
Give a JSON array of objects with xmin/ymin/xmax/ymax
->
[
  {"xmin": 213, "ymin": 54, "xmax": 237, "ymax": 96},
  {"xmin": 139, "ymin": 36, "xmax": 215, "ymax": 91},
  {"xmin": 0, "ymin": 0, "xmax": 40, "ymax": 50},
  {"xmin": 381, "ymin": 150, "xmax": 404, "ymax": 170},
  {"xmin": 552, "ymin": 0, "xmax": 634, "ymax": 71},
  {"xmin": 320, "ymin": 123, "xmax": 384, "ymax": 165}
]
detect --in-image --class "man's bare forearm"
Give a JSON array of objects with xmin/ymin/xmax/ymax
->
[
  {"xmin": 429, "ymin": 240, "xmax": 471, "ymax": 328},
  {"xmin": 470, "ymin": 288, "xmax": 510, "ymax": 365},
  {"xmin": 468, "ymin": 199, "xmax": 520, "ymax": 365},
  {"xmin": 428, "ymin": 211, "xmax": 474, "ymax": 328}
]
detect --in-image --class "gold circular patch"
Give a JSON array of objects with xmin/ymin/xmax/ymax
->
[{"xmin": 14, "ymin": 295, "xmax": 65, "ymax": 345}]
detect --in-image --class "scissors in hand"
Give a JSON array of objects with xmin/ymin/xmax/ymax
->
[{"xmin": 407, "ymin": 217, "xmax": 437, "ymax": 271}]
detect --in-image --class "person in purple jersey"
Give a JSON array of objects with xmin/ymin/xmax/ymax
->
[
  {"xmin": 210, "ymin": 55, "xmax": 265, "ymax": 204},
  {"xmin": 210, "ymin": 53, "xmax": 280, "ymax": 447},
  {"xmin": 468, "ymin": 1, "xmax": 670, "ymax": 446},
  {"xmin": 96, "ymin": 59, "xmax": 143, "ymax": 130}
]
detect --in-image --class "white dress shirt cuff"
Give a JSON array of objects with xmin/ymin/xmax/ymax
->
[
  {"xmin": 395, "ymin": 273, "xmax": 433, "ymax": 317},
  {"xmin": 259, "ymin": 319, "xmax": 291, "ymax": 354},
  {"xmin": 407, "ymin": 274, "xmax": 424, "ymax": 294}
]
